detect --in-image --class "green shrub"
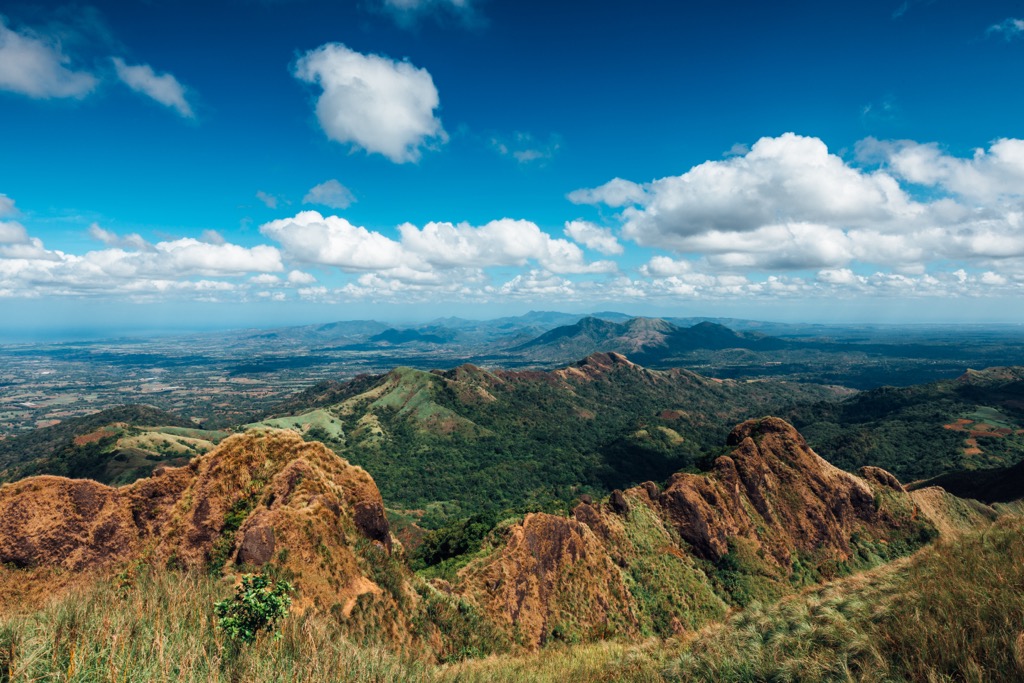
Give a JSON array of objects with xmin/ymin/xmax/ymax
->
[{"xmin": 214, "ymin": 573, "xmax": 294, "ymax": 645}]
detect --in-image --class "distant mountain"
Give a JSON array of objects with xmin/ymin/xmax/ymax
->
[
  {"xmin": 368, "ymin": 327, "xmax": 454, "ymax": 345},
  {"xmin": 514, "ymin": 316, "xmax": 790, "ymax": 362}
]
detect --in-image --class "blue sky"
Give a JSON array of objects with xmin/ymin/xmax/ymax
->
[{"xmin": 2, "ymin": 0, "xmax": 1024, "ymax": 336}]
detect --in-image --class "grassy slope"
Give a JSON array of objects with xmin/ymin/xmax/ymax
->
[{"xmin": 2, "ymin": 513, "xmax": 1020, "ymax": 682}]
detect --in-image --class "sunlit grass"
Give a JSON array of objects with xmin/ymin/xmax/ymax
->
[{"xmin": 2, "ymin": 515, "xmax": 1022, "ymax": 682}]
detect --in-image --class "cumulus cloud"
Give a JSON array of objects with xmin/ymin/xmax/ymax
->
[
  {"xmin": 0, "ymin": 221, "xmax": 29, "ymax": 245},
  {"xmin": 640, "ymin": 256, "xmax": 693, "ymax": 278},
  {"xmin": 0, "ymin": 220, "xmax": 286, "ymax": 303},
  {"xmin": 260, "ymin": 211, "xmax": 405, "ymax": 270},
  {"xmin": 564, "ymin": 220, "xmax": 623, "ymax": 255},
  {"xmin": 293, "ymin": 43, "xmax": 446, "ymax": 163},
  {"xmin": 303, "ymin": 179, "xmax": 356, "ymax": 209},
  {"xmin": 398, "ymin": 219, "xmax": 615, "ymax": 274},
  {"xmin": 112, "ymin": 57, "xmax": 194, "ymax": 118},
  {"xmin": 614, "ymin": 133, "xmax": 917, "ymax": 247},
  {"xmin": 287, "ymin": 269, "xmax": 317, "ymax": 285},
  {"xmin": 567, "ymin": 178, "xmax": 646, "ymax": 207},
  {"xmin": 0, "ymin": 194, "xmax": 17, "ymax": 218},
  {"xmin": 499, "ymin": 270, "xmax": 576, "ymax": 298},
  {"xmin": 863, "ymin": 137, "xmax": 1024, "ymax": 202},
  {"xmin": 261, "ymin": 211, "xmax": 615, "ymax": 277},
  {"xmin": 0, "ymin": 17, "xmax": 97, "ymax": 98},
  {"xmin": 988, "ymin": 17, "xmax": 1024, "ymax": 39},
  {"xmin": 574, "ymin": 133, "xmax": 1024, "ymax": 274},
  {"xmin": 88, "ymin": 223, "xmax": 149, "ymax": 250}
]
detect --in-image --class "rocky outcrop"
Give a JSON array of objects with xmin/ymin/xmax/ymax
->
[
  {"xmin": 457, "ymin": 513, "xmax": 638, "ymax": 647},
  {"xmin": 455, "ymin": 417, "xmax": 940, "ymax": 648},
  {"xmin": 0, "ymin": 430, "xmax": 405, "ymax": 621},
  {"xmin": 652, "ymin": 417, "xmax": 883, "ymax": 569}
]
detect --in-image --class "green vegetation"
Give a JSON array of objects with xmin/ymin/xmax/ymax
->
[
  {"xmin": 789, "ymin": 368, "xmax": 1024, "ymax": 481},
  {"xmin": 214, "ymin": 573, "xmax": 294, "ymax": 645},
  {"xmin": 258, "ymin": 362, "xmax": 839, "ymax": 528}
]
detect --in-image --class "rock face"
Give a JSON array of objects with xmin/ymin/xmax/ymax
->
[
  {"xmin": 654, "ymin": 417, "xmax": 881, "ymax": 568},
  {"xmin": 458, "ymin": 513, "xmax": 638, "ymax": 647},
  {"xmin": 455, "ymin": 417, "xmax": 938, "ymax": 648},
  {"xmin": 0, "ymin": 417, "xmax": 953, "ymax": 655},
  {"xmin": 0, "ymin": 430, "xmax": 405, "ymax": 622}
]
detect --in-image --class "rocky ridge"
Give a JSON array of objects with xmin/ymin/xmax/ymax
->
[{"xmin": 0, "ymin": 418, "xmax": 983, "ymax": 654}]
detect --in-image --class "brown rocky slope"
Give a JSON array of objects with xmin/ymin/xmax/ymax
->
[
  {"xmin": 0, "ymin": 419, "xmax": 978, "ymax": 655},
  {"xmin": 456, "ymin": 417, "xmax": 944, "ymax": 647}
]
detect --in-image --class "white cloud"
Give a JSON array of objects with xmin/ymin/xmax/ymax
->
[
  {"xmin": 303, "ymin": 179, "xmax": 356, "ymax": 209},
  {"xmin": 399, "ymin": 219, "xmax": 615, "ymax": 274},
  {"xmin": 0, "ymin": 17, "xmax": 97, "ymax": 99},
  {"xmin": 564, "ymin": 220, "xmax": 623, "ymax": 255},
  {"xmin": 574, "ymin": 133, "xmax": 1024, "ymax": 274},
  {"xmin": 0, "ymin": 221, "xmax": 30, "ymax": 245},
  {"xmin": 256, "ymin": 191, "xmax": 279, "ymax": 209},
  {"xmin": 260, "ymin": 211, "xmax": 405, "ymax": 270},
  {"xmin": 499, "ymin": 270, "xmax": 576, "ymax": 298},
  {"xmin": 287, "ymin": 269, "xmax": 317, "ymax": 285},
  {"xmin": 112, "ymin": 57, "xmax": 194, "ymax": 118},
  {"xmin": 816, "ymin": 268, "xmax": 860, "ymax": 285},
  {"xmin": 640, "ymin": 256, "xmax": 693, "ymax": 278},
  {"xmin": 293, "ymin": 43, "xmax": 445, "ymax": 163},
  {"xmin": 261, "ymin": 211, "xmax": 615, "ymax": 277},
  {"xmin": 200, "ymin": 229, "xmax": 226, "ymax": 245},
  {"xmin": 867, "ymin": 137, "xmax": 1024, "ymax": 202},
  {"xmin": 0, "ymin": 222, "xmax": 286, "ymax": 302},
  {"xmin": 613, "ymin": 134, "xmax": 917, "ymax": 249},
  {"xmin": 0, "ymin": 194, "xmax": 17, "ymax": 218},
  {"xmin": 567, "ymin": 178, "xmax": 646, "ymax": 207},
  {"xmin": 988, "ymin": 17, "xmax": 1024, "ymax": 39},
  {"xmin": 88, "ymin": 223, "xmax": 149, "ymax": 250}
]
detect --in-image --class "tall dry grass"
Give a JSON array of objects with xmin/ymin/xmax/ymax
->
[
  {"xmin": 2, "ymin": 516, "xmax": 1023, "ymax": 682},
  {"xmin": 0, "ymin": 568, "xmax": 428, "ymax": 683}
]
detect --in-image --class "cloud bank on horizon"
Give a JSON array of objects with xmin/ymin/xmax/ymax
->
[
  {"xmin": 2, "ymin": 2, "xmax": 1024, "ymax": 323},
  {"xmin": 3, "ymin": 131, "xmax": 1024, "ymax": 307}
]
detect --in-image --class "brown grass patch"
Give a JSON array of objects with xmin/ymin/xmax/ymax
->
[{"xmin": 73, "ymin": 427, "xmax": 117, "ymax": 446}]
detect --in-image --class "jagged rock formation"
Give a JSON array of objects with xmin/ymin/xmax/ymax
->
[
  {"xmin": 454, "ymin": 417, "xmax": 940, "ymax": 647},
  {"xmin": 0, "ymin": 417, "xmax": 979, "ymax": 655},
  {"xmin": 0, "ymin": 430, "xmax": 415, "ymax": 636},
  {"xmin": 458, "ymin": 513, "xmax": 639, "ymax": 647}
]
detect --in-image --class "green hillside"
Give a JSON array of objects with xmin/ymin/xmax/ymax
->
[
  {"xmin": 0, "ymin": 405, "xmax": 228, "ymax": 485},
  {"xmin": 252, "ymin": 353, "xmax": 844, "ymax": 521},
  {"xmin": 789, "ymin": 367, "xmax": 1024, "ymax": 482}
]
